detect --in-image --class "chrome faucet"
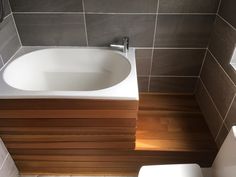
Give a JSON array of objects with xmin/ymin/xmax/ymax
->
[{"xmin": 110, "ymin": 37, "xmax": 129, "ymax": 53}]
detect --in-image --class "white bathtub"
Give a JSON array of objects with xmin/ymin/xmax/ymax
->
[{"xmin": 0, "ymin": 47, "xmax": 138, "ymax": 100}]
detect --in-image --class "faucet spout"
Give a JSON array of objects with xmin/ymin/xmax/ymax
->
[{"xmin": 110, "ymin": 37, "xmax": 129, "ymax": 53}]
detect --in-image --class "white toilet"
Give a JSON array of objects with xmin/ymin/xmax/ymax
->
[{"xmin": 138, "ymin": 126, "xmax": 236, "ymax": 177}]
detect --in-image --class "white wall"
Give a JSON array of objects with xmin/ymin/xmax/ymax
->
[{"xmin": 0, "ymin": 138, "xmax": 18, "ymax": 177}]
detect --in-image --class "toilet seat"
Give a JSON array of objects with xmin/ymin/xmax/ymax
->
[{"xmin": 138, "ymin": 164, "xmax": 203, "ymax": 177}]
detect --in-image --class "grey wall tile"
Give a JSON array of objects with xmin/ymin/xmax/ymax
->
[
  {"xmin": 9, "ymin": 0, "xmax": 83, "ymax": 12},
  {"xmin": 0, "ymin": 56, "xmax": 3, "ymax": 68},
  {"xmin": 159, "ymin": 0, "xmax": 220, "ymax": 13},
  {"xmin": 216, "ymin": 124, "xmax": 229, "ymax": 149},
  {"xmin": 135, "ymin": 49, "xmax": 152, "ymax": 76},
  {"xmin": 0, "ymin": 139, "xmax": 8, "ymax": 167},
  {"xmin": 208, "ymin": 16, "xmax": 236, "ymax": 84},
  {"xmin": 138, "ymin": 77, "xmax": 149, "ymax": 92},
  {"xmin": 154, "ymin": 15, "xmax": 215, "ymax": 47},
  {"xmin": 0, "ymin": 155, "xmax": 18, "ymax": 177},
  {"xmin": 218, "ymin": 0, "xmax": 236, "ymax": 28},
  {"xmin": 225, "ymin": 95, "xmax": 236, "ymax": 130},
  {"xmin": 14, "ymin": 14, "xmax": 87, "ymax": 46},
  {"xmin": 151, "ymin": 49, "xmax": 205, "ymax": 76},
  {"xmin": 150, "ymin": 76, "xmax": 197, "ymax": 93},
  {"xmin": 86, "ymin": 14, "xmax": 156, "ymax": 47},
  {"xmin": 195, "ymin": 80, "xmax": 223, "ymax": 139},
  {"xmin": 201, "ymin": 52, "xmax": 236, "ymax": 118},
  {"xmin": 4, "ymin": 0, "xmax": 11, "ymax": 17},
  {"xmin": 84, "ymin": 0, "xmax": 158, "ymax": 13},
  {"xmin": 0, "ymin": 15, "xmax": 21, "ymax": 63}
]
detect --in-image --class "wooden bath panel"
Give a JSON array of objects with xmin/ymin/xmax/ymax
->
[
  {"xmin": 0, "ymin": 99, "xmax": 138, "ymax": 150},
  {"xmin": 0, "ymin": 94, "xmax": 218, "ymax": 175}
]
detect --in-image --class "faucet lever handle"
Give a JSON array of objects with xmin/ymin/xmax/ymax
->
[{"xmin": 122, "ymin": 37, "xmax": 129, "ymax": 52}]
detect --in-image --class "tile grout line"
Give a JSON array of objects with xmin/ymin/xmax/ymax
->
[
  {"xmin": 150, "ymin": 75, "xmax": 199, "ymax": 78},
  {"xmin": 216, "ymin": 0, "xmax": 222, "ymax": 14},
  {"xmin": 200, "ymin": 78, "xmax": 224, "ymax": 122},
  {"xmin": 82, "ymin": 0, "xmax": 89, "ymax": 46},
  {"xmin": 207, "ymin": 48, "xmax": 236, "ymax": 88},
  {"xmin": 12, "ymin": 12, "xmax": 216, "ymax": 15},
  {"xmin": 158, "ymin": 13, "xmax": 215, "ymax": 15},
  {"xmin": 215, "ymin": 123, "xmax": 224, "ymax": 142},
  {"xmin": 2, "ymin": 13, "xmax": 20, "ymax": 46},
  {"xmin": 0, "ymin": 55, "xmax": 4, "ymax": 66},
  {"xmin": 198, "ymin": 48, "xmax": 208, "ymax": 77},
  {"xmin": 13, "ymin": 12, "xmax": 84, "ymax": 15},
  {"xmin": 217, "ymin": 14, "xmax": 236, "ymax": 32},
  {"xmin": 216, "ymin": 93, "xmax": 236, "ymax": 136},
  {"xmin": 139, "ymin": 75, "xmax": 199, "ymax": 78},
  {"xmin": 3, "ymin": 12, "xmax": 12, "ymax": 20},
  {"xmin": 222, "ymin": 93, "xmax": 236, "ymax": 122},
  {"xmin": 200, "ymin": 77, "xmax": 225, "ymax": 141},
  {"xmin": 0, "ymin": 153, "xmax": 9, "ymax": 171},
  {"xmin": 135, "ymin": 47, "xmax": 207, "ymax": 49},
  {"xmin": 194, "ymin": 48, "xmax": 208, "ymax": 94},
  {"xmin": 148, "ymin": 0, "xmax": 159, "ymax": 92},
  {"xmin": 0, "ymin": 46, "xmax": 22, "ymax": 72},
  {"xmin": 11, "ymin": 14, "xmax": 23, "ymax": 46}
]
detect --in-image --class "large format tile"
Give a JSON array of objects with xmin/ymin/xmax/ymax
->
[
  {"xmin": 225, "ymin": 95, "xmax": 236, "ymax": 130},
  {"xmin": 154, "ymin": 15, "xmax": 215, "ymax": 47},
  {"xmin": 84, "ymin": 0, "xmax": 158, "ymax": 13},
  {"xmin": 159, "ymin": 0, "xmax": 219, "ymax": 13},
  {"xmin": 138, "ymin": 76, "xmax": 149, "ymax": 92},
  {"xmin": 150, "ymin": 76, "xmax": 197, "ymax": 93},
  {"xmin": 201, "ymin": 52, "xmax": 236, "ymax": 118},
  {"xmin": 14, "ymin": 14, "xmax": 87, "ymax": 46},
  {"xmin": 151, "ymin": 49, "xmax": 205, "ymax": 76},
  {"xmin": 135, "ymin": 49, "xmax": 152, "ymax": 76},
  {"xmin": 0, "ymin": 15, "xmax": 21, "ymax": 63},
  {"xmin": 86, "ymin": 14, "xmax": 156, "ymax": 47},
  {"xmin": 9, "ymin": 0, "xmax": 83, "ymax": 12},
  {"xmin": 195, "ymin": 80, "xmax": 223, "ymax": 138},
  {"xmin": 218, "ymin": 0, "xmax": 236, "ymax": 28},
  {"xmin": 4, "ymin": 0, "xmax": 11, "ymax": 18},
  {"xmin": 0, "ymin": 155, "xmax": 18, "ymax": 177},
  {"xmin": 208, "ymin": 16, "xmax": 236, "ymax": 84},
  {"xmin": 0, "ymin": 139, "xmax": 8, "ymax": 167},
  {"xmin": 216, "ymin": 124, "xmax": 229, "ymax": 148}
]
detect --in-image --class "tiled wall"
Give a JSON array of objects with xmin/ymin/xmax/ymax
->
[
  {"xmin": 0, "ymin": 139, "xmax": 18, "ymax": 177},
  {"xmin": 9, "ymin": 0, "xmax": 219, "ymax": 93},
  {"xmin": 0, "ymin": 1, "xmax": 21, "ymax": 176},
  {"xmin": 0, "ymin": 0, "xmax": 21, "ymax": 70},
  {"xmin": 196, "ymin": 0, "xmax": 236, "ymax": 148}
]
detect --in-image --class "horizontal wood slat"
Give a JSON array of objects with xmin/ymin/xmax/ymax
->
[
  {"xmin": 139, "ymin": 93, "xmax": 200, "ymax": 112},
  {"xmin": 0, "ymin": 99, "xmax": 138, "ymax": 110},
  {"xmin": 0, "ymin": 118, "xmax": 136, "ymax": 127},
  {"xmin": 1, "ymin": 135, "xmax": 135, "ymax": 142},
  {"xmin": 0, "ymin": 110, "xmax": 137, "ymax": 119},
  {"xmin": 6, "ymin": 142, "xmax": 135, "ymax": 149},
  {"xmin": 0, "ymin": 127, "xmax": 136, "ymax": 135}
]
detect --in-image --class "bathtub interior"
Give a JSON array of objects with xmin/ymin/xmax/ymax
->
[{"xmin": 3, "ymin": 49, "xmax": 131, "ymax": 91}]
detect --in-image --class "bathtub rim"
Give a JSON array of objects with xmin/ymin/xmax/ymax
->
[{"xmin": 0, "ymin": 46, "xmax": 139, "ymax": 101}]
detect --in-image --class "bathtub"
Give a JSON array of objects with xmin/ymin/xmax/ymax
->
[{"xmin": 0, "ymin": 47, "xmax": 138, "ymax": 100}]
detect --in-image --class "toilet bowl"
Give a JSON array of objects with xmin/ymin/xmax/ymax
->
[
  {"xmin": 138, "ymin": 126, "xmax": 236, "ymax": 177},
  {"xmin": 139, "ymin": 164, "xmax": 203, "ymax": 177}
]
